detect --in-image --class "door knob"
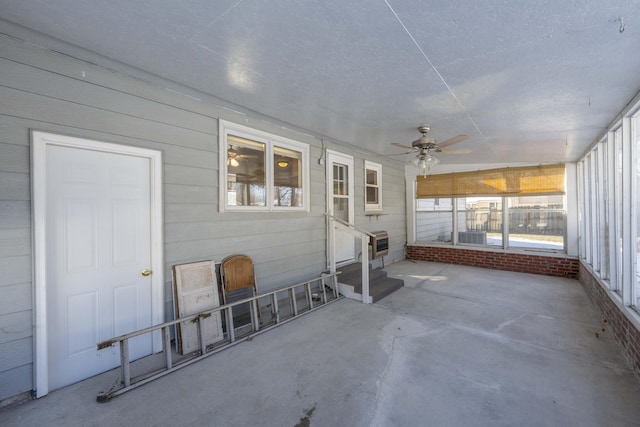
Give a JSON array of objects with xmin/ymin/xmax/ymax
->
[{"xmin": 141, "ymin": 269, "xmax": 152, "ymax": 277}]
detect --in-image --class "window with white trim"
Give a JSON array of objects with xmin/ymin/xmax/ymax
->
[
  {"xmin": 414, "ymin": 165, "xmax": 567, "ymax": 251},
  {"xmin": 219, "ymin": 120, "xmax": 309, "ymax": 211},
  {"xmin": 364, "ymin": 160, "xmax": 382, "ymax": 211}
]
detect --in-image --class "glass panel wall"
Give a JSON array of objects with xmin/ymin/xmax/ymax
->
[
  {"xmin": 577, "ymin": 106, "xmax": 640, "ymax": 314},
  {"xmin": 591, "ymin": 148, "xmax": 600, "ymax": 273},
  {"xmin": 460, "ymin": 197, "xmax": 502, "ymax": 246},
  {"xmin": 507, "ymin": 195, "xmax": 565, "ymax": 250},
  {"xmin": 634, "ymin": 114, "xmax": 640, "ymax": 307},
  {"xmin": 598, "ymin": 141, "xmax": 610, "ymax": 282},
  {"xmin": 584, "ymin": 154, "xmax": 592, "ymax": 264},
  {"xmin": 615, "ymin": 127, "xmax": 624, "ymax": 294},
  {"xmin": 415, "ymin": 195, "xmax": 566, "ymax": 251},
  {"xmin": 577, "ymin": 161, "xmax": 586, "ymax": 260}
]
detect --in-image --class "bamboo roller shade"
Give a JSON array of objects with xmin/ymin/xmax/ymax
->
[{"xmin": 416, "ymin": 164, "xmax": 565, "ymax": 198}]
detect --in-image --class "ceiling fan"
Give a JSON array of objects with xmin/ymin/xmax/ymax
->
[
  {"xmin": 391, "ymin": 126, "xmax": 468, "ymax": 175},
  {"xmin": 227, "ymin": 144, "xmax": 257, "ymax": 167}
]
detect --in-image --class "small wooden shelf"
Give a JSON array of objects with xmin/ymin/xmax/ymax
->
[{"xmin": 365, "ymin": 213, "xmax": 386, "ymax": 220}]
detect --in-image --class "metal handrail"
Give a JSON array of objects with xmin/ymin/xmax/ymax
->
[
  {"xmin": 325, "ymin": 213, "xmax": 372, "ymax": 304},
  {"xmin": 324, "ymin": 213, "xmax": 375, "ymax": 238}
]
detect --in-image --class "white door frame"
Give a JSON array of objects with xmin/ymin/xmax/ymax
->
[
  {"xmin": 326, "ymin": 149, "xmax": 355, "ymax": 266},
  {"xmin": 31, "ymin": 131, "xmax": 164, "ymax": 397}
]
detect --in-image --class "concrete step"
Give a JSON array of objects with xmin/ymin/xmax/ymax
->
[
  {"xmin": 337, "ymin": 262, "xmax": 404, "ymax": 303},
  {"xmin": 369, "ymin": 277, "xmax": 404, "ymax": 303},
  {"xmin": 353, "ymin": 276, "xmax": 404, "ymax": 303},
  {"xmin": 338, "ymin": 266, "xmax": 386, "ymax": 286}
]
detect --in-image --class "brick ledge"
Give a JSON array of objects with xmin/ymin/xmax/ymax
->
[
  {"xmin": 577, "ymin": 262, "xmax": 640, "ymax": 379},
  {"xmin": 407, "ymin": 245, "xmax": 578, "ymax": 278}
]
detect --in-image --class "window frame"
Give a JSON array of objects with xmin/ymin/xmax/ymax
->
[
  {"xmin": 415, "ymin": 194, "xmax": 567, "ymax": 253},
  {"xmin": 631, "ymin": 111, "xmax": 640, "ymax": 308},
  {"xmin": 364, "ymin": 160, "xmax": 382, "ymax": 212},
  {"xmin": 219, "ymin": 120, "xmax": 309, "ymax": 212}
]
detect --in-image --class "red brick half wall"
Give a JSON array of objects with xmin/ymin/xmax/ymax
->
[
  {"xmin": 578, "ymin": 262, "xmax": 640, "ymax": 378},
  {"xmin": 406, "ymin": 245, "xmax": 579, "ymax": 278}
]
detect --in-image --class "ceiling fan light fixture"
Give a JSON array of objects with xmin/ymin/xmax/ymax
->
[
  {"xmin": 277, "ymin": 160, "xmax": 289, "ymax": 168},
  {"xmin": 425, "ymin": 153, "xmax": 440, "ymax": 168},
  {"xmin": 411, "ymin": 152, "xmax": 439, "ymax": 177},
  {"xmin": 227, "ymin": 157, "xmax": 239, "ymax": 167}
]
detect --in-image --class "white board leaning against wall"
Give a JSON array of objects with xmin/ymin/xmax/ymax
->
[{"xmin": 173, "ymin": 261, "xmax": 224, "ymax": 354}]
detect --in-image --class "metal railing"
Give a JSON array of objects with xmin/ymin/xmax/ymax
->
[
  {"xmin": 96, "ymin": 272, "xmax": 341, "ymax": 402},
  {"xmin": 325, "ymin": 213, "xmax": 374, "ymax": 304}
]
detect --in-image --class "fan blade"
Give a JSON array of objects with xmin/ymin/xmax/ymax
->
[
  {"xmin": 440, "ymin": 148, "xmax": 473, "ymax": 155},
  {"xmin": 437, "ymin": 134, "xmax": 468, "ymax": 148},
  {"xmin": 381, "ymin": 150, "xmax": 414, "ymax": 157},
  {"xmin": 391, "ymin": 142, "xmax": 416, "ymax": 150}
]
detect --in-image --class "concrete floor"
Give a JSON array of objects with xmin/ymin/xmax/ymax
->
[{"xmin": 3, "ymin": 261, "xmax": 640, "ymax": 426}]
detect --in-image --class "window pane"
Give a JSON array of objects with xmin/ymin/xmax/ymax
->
[
  {"xmin": 333, "ymin": 197, "xmax": 349, "ymax": 222},
  {"xmin": 507, "ymin": 196, "xmax": 564, "ymax": 250},
  {"xmin": 366, "ymin": 169, "xmax": 378, "ymax": 185},
  {"xmin": 584, "ymin": 154, "xmax": 592, "ymax": 263},
  {"xmin": 416, "ymin": 198, "xmax": 453, "ymax": 243},
  {"xmin": 615, "ymin": 128, "xmax": 623, "ymax": 292},
  {"xmin": 591, "ymin": 149, "xmax": 600, "ymax": 272},
  {"xmin": 598, "ymin": 142, "xmax": 610, "ymax": 280},
  {"xmin": 227, "ymin": 135, "xmax": 266, "ymax": 207},
  {"xmin": 273, "ymin": 146, "xmax": 303, "ymax": 207},
  {"xmin": 577, "ymin": 161, "xmax": 586, "ymax": 259},
  {"xmin": 634, "ymin": 116, "xmax": 640, "ymax": 307},
  {"xmin": 364, "ymin": 162, "xmax": 382, "ymax": 211},
  {"xmin": 459, "ymin": 197, "xmax": 502, "ymax": 246},
  {"xmin": 333, "ymin": 164, "xmax": 348, "ymax": 195},
  {"xmin": 366, "ymin": 186, "xmax": 379, "ymax": 204}
]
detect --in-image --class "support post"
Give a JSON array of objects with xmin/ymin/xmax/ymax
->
[
  {"xmin": 361, "ymin": 236, "xmax": 370, "ymax": 304},
  {"xmin": 329, "ymin": 220, "xmax": 336, "ymax": 275}
]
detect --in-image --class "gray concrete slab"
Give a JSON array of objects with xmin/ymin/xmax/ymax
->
[{"xmin": 2, "ymin": 261, "xmax": 640, "ymax": 426}]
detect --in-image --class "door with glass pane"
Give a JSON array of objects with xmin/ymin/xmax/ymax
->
[{"xmin": 327, "ymin": 150, "xmax": 355, "ymax": 264}]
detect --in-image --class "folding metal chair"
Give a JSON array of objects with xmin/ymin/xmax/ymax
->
[{"xmin": 220, "ymin": 254, "xmax": 262, "ymax": 326}]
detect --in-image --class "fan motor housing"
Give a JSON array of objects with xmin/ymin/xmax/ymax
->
[{"xmin": 411, "ymin": 137, "xmax": 437, "ymax": 150}]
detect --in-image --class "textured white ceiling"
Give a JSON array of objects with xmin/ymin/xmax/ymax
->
[{"xmin": 2, "ymin": 0, "xmax": 640, "ymax": 165}]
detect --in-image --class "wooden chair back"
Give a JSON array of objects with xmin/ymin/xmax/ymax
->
[{"xmin": 220, "ymin": 254, "xmax": 257, "ymax": 304}]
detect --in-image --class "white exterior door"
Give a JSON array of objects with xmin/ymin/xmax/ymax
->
[
  {"xmin": 32, "ymin": 132, "xmax": 163, "ymax": 396},
  {"xmin": 327, "ymin": 150, "xmax": 355, "ymax": 264}
]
